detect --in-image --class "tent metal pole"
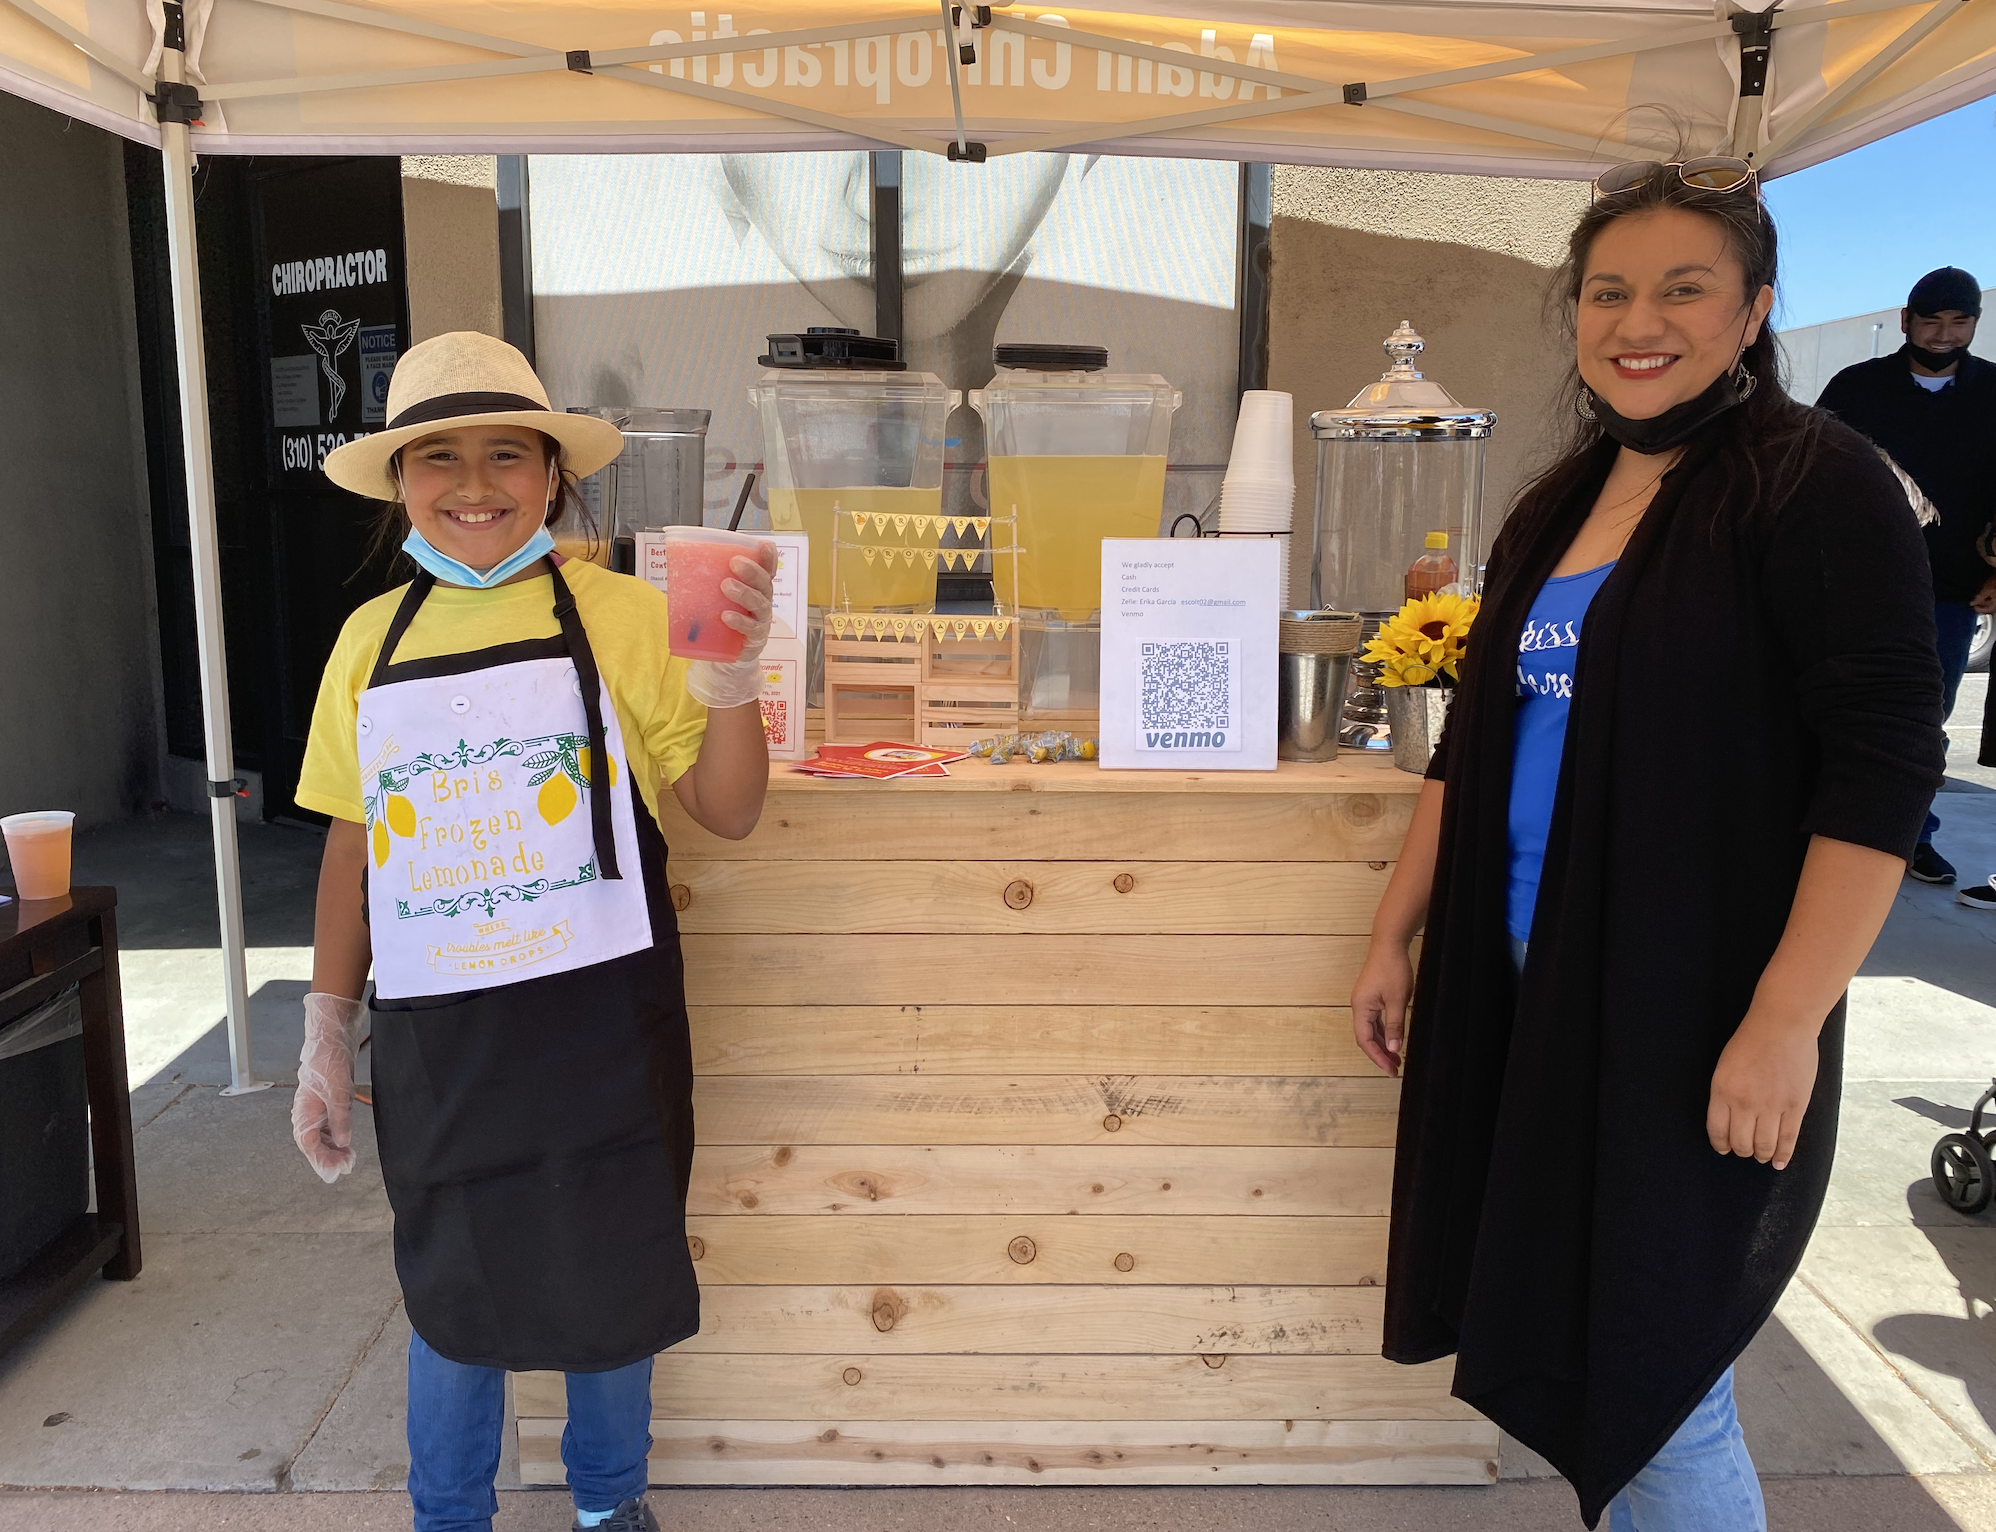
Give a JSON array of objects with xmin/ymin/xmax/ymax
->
[{"xmin": 157, "ymin": 43, "xmax": 268, "ymax": 1099}]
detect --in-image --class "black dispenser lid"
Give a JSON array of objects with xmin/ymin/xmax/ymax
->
[
  {"xmin": 759, "ymin": 327, "xmax": 905, "ymax": 370},
  {"xmin": 993, "ymin": 342, "xmax": 1109, "ymax": 372}
]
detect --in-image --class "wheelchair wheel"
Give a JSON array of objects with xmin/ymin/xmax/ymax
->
[{"xmin": 1932, "ymin": 1132, "xmax": 1995, "ymax": 1215}]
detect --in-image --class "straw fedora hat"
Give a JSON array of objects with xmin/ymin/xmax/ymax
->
[{"xmin": 323, "ymin": 331, "xmax": 624, "ymax": 500}]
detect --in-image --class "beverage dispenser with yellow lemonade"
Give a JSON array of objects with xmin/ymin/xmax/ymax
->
[
  {"xmin": 750, "ymin": 329, "xmax": 958, "ymax": 624},
  {"xmin": 970, "ymin": 345, "xmax": 1180, "ymax": 727}
]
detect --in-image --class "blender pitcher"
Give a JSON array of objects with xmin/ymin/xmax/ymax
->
[
  {"xmin": 570, "ymin": 407, "xmax": 711, "ymax": 573},
  {"xmin": 971, "ymin": 344, "xmax": 1181, "ymax": 622},
  {"xmin": 749, "ymin": 328, "xmax": 957, "ymax": 615},
  {"xmin": 970, "ymin": 345, "xmax": 1179, "ymax": 729}
]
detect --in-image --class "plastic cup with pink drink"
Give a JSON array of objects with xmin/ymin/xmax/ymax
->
[{"xmin": 662, "ymin": 526, "xmax": 770, "ymax": 662}]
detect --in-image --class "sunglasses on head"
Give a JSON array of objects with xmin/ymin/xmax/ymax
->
[{"xmin": 1592, "ymin": 156, "xmax": 1759, "ymax": 200}]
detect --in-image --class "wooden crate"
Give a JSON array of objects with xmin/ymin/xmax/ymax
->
[
  {"xmin": 823, "ymin": 618, "xmax": 1023, "ymax": 748},
  {"xmin": 516, "ymin": 751, "xmax": 1494, "ymax": 1488}
]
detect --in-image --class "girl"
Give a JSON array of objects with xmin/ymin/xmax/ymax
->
[{"xmin": 289, "ymin": 331, "xmax": 775, "ymax": 1532}]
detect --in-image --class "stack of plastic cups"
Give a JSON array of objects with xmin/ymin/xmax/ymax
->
[{"xmin": 1218, "ymin": 391, "xmax": 1295, "ymax": 600}]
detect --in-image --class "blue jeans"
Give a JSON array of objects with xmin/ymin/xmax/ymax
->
[
  {"xmin": 1921, "ymin": 601, "xmax": 1977, "ymax": 844},
  {"xmin": 405, "ymin": 1329, "xmax": 653, "ymax": 1532},
  {"xmin": 1608, "ymin": 1369, "xmax": 1765, "ymax": 1532}
]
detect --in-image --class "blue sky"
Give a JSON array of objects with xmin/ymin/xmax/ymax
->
[{"xmin": 1765, "ymin": 96, "xmax": 1996, "ymax": 329}]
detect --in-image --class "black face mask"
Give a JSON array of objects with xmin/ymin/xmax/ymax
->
[
  {"xmin": 1907, "ymin": 342, "xmax": 1967, "ymax": 372},
  {"xmin": 1584, "ymin": 366, "xmax": 1752, "ymax": 456}
]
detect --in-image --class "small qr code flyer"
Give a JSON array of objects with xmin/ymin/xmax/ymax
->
[
  {"xmin": 1099, "ymin": 539, "xmax": 1280, "ymax": 770},
  {"xmin": 756, "ymin": 643, "xmax": 808, "ymax": 759}
]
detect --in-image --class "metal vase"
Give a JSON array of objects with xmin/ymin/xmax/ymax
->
[{"xmin": 1385, "ymin": 686, "xmax": 1451, "ymax": 773}]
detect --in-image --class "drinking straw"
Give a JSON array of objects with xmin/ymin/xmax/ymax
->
[{"xmin": 727, "ymin": 472, "xmax": 758, "ymax": 532}]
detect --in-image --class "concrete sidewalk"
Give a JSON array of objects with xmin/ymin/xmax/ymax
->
[
  {"xmin": 2, "ymin": 680, "xmax": 1994, "ymax": 1531},
  {"xmin": 5, "ymin": 1476, "xmax": 1996, "ymax": 1532}
]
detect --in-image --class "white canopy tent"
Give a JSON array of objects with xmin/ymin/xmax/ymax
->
[{"xmin": 1, "ymin": 0, "xmax": 1989, "ymax": 1091}]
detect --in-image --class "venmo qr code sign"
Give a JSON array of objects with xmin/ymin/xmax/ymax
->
[{"xmin": 1139, "ymin": 639, "xmax": 1241, "ymax": 751}]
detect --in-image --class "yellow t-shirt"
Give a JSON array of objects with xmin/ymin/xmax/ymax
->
[{"xmin": 297, "ymin": 559, "xmax": 706, "ymax": 825}]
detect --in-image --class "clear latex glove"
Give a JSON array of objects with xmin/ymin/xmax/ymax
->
[
  {"xmin": 686, "ymin": 544, "xmax": 779, "ymax": 708},
  {"xmin": 292, "ymin": 992, "xmax": 367, "ymax": 1184}
]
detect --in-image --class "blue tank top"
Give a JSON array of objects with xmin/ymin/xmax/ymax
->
[{"xmin": 1507, "ymin": 559, "xmax": 1616, "ymax": 942}]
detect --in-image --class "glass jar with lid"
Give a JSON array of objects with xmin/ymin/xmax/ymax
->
[
  {"xmin": 1308, "ymin": 321, "xmax": 1495, "ymax": 615},
  {"xmin": 1308, "ymin": 323, "xmax": 1495, "ymax": 747}
]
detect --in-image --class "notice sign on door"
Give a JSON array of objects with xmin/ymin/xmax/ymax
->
[{"xmin": 1099, "ymin": 538, "xmax": 1279, "ymax": 770}]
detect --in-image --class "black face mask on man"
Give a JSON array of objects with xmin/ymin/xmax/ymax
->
[{"xmin": 1906, "ymin": 342, "xmax": 1968, "ymax": 372}]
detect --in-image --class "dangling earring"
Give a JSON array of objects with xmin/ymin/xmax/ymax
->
[
  {"xmin": 1575, "ymin": 386, "xmax": 1597, "ymax": 422},
  {"xmin": 1730, "ymin": 360, "xmax": 1757, "ymax": 401}
]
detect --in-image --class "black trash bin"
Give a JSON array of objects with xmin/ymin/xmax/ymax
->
[{"xmin": 0, "ymin": 987, "xmax": 90, "ymax": 1283}]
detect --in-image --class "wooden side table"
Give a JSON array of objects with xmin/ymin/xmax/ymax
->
[{"xmin": 0, "ymin": 886, "xmax": 140, "ymax": 1358}]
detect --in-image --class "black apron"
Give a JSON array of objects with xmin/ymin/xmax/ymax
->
[{"xmin": 365, "ymin": 567, "xmax": 700, "ymax": 1373}]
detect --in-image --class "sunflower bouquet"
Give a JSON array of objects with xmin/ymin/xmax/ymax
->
[{"xmin": 1362, "ymin": 590, "xmax": 1480, "ymax": 688}]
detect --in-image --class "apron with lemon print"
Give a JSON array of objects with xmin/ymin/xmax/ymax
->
[{"xmin": 356, "ymin": 564, "xmax": 702, "ymax": 1371}]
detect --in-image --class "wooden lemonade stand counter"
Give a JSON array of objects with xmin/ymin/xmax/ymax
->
[{"xmin": 515, "ymin": 753, "xmax": 1497, "ymax": 1486}]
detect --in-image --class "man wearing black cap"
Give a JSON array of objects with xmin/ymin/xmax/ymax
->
[{"xmin": 1818, "ymin": 266, "xmax": 1996, "ymax": 885}]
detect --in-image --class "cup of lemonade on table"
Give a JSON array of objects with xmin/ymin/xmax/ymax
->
[
  {"xmin": 662, "ymin": 526, "xmax": 767, "ymax": 662},
  {"xmin": 2, "ymin": 810, "xmax": 75, "ymax": 901}
]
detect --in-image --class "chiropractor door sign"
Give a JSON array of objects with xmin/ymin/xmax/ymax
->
[{"xmin": 358, "ymin": 657, "xmax": 652, "ymax": 998}]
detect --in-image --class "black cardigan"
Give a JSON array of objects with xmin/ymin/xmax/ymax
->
[{"xmin": 1384, "ymin": 415, "xmax": 1946, "ymax": 1525}]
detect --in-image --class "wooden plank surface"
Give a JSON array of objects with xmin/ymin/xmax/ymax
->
[
  {"xmin": 516, "ymin": 1354, "xmax": 1476, "ymax": 1421},
  {"xmin": 670, "ymin": 861, "xmax": 1392, "ymax": 935},
  {"xmin": 682, "ymin": 935, "xmax": 1370, "ymax": 1006},
  {"xmin": 693, "ymin": 1075, "xmax": 1399, "ymax": 1147},
  {"xmin": 751, "ymin": 756, "xmax": 1425, "ymax": 796},
  {"xmin": 660, "ymin": 790, "xmax": 1412, "ymax": 862},
  {"xmin": 691, "ymin": 1006, "xmax": 1372, "ymax": 1077},
  {"xmin": 687, "ymin": 1145, "xmax": 1394, "ymax": 1216},
  {"xmin": 674, "ymin": 1284, "xmax": 1382, "ymax": 1355},
  {"xmin": 516, "ymin": 1418, "xmax": 1499, "ymax": 1487},
  {"xmin": 684, "ymin": 1215, "xmax": 1387, "ymax": 1285}
]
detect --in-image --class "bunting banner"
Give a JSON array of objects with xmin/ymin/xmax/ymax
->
[
  {"xmin": 852, "ymin": 510, "xmax": 868, "ymax": 536},
  {"xmin": 922, "ymin": 549, "xmax": 937, "ymax": 569},
  {"xmin": 822, "ymin": 613, "xmax": 1016, "ymax": 643},
  {"xmin": 892, "ymin": 515, "xmax": 909, "ymax": 536},
  {"xmin": 862, "ymin": 547, "xmax": 878, "ymax": 566},
  {"xmin": 871, "ymin": 514, "xmax": 890, "ymax": 535},
  {"xmin": 951, "ymin": 517, "xmax": 971, "ymax": 538},
  {"xmin": 972, "ymin": 519, "xmax": 990, "ymax": 539}
]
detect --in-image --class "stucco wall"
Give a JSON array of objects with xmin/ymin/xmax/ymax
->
[
  {"xmin": 1269, "ymin": 166, "xmax": 1588, "ymax": 604},
  {"xmin": 402, "ymin": 155, "xmax": 504, "ymax": 342},
  {"xmin": 0, "ymin": 95, "xmax": 162, "ymax": 832}
]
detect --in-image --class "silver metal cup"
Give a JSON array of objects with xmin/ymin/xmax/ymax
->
[{"xmin": 1277, "ymin": 650, "xmax": 1351, "ymax": 762}]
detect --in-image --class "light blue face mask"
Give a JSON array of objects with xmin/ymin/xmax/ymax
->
[{"xmin": 401, "ymin": 523, "xmax": 555, "ymax": 588}]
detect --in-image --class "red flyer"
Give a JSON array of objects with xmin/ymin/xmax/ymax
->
[{"xmin": 792, "ymin": 742, "xmax": 967, "ymax": 779}]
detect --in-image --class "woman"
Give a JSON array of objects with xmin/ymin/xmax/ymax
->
[
  {"xmin": 1350, "ymin": 163, "xmax": 1946, "ymax": 1529},
  {"xmin": 287, "ymin": 332, "xmax": 776, "ymax": 1532}
]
